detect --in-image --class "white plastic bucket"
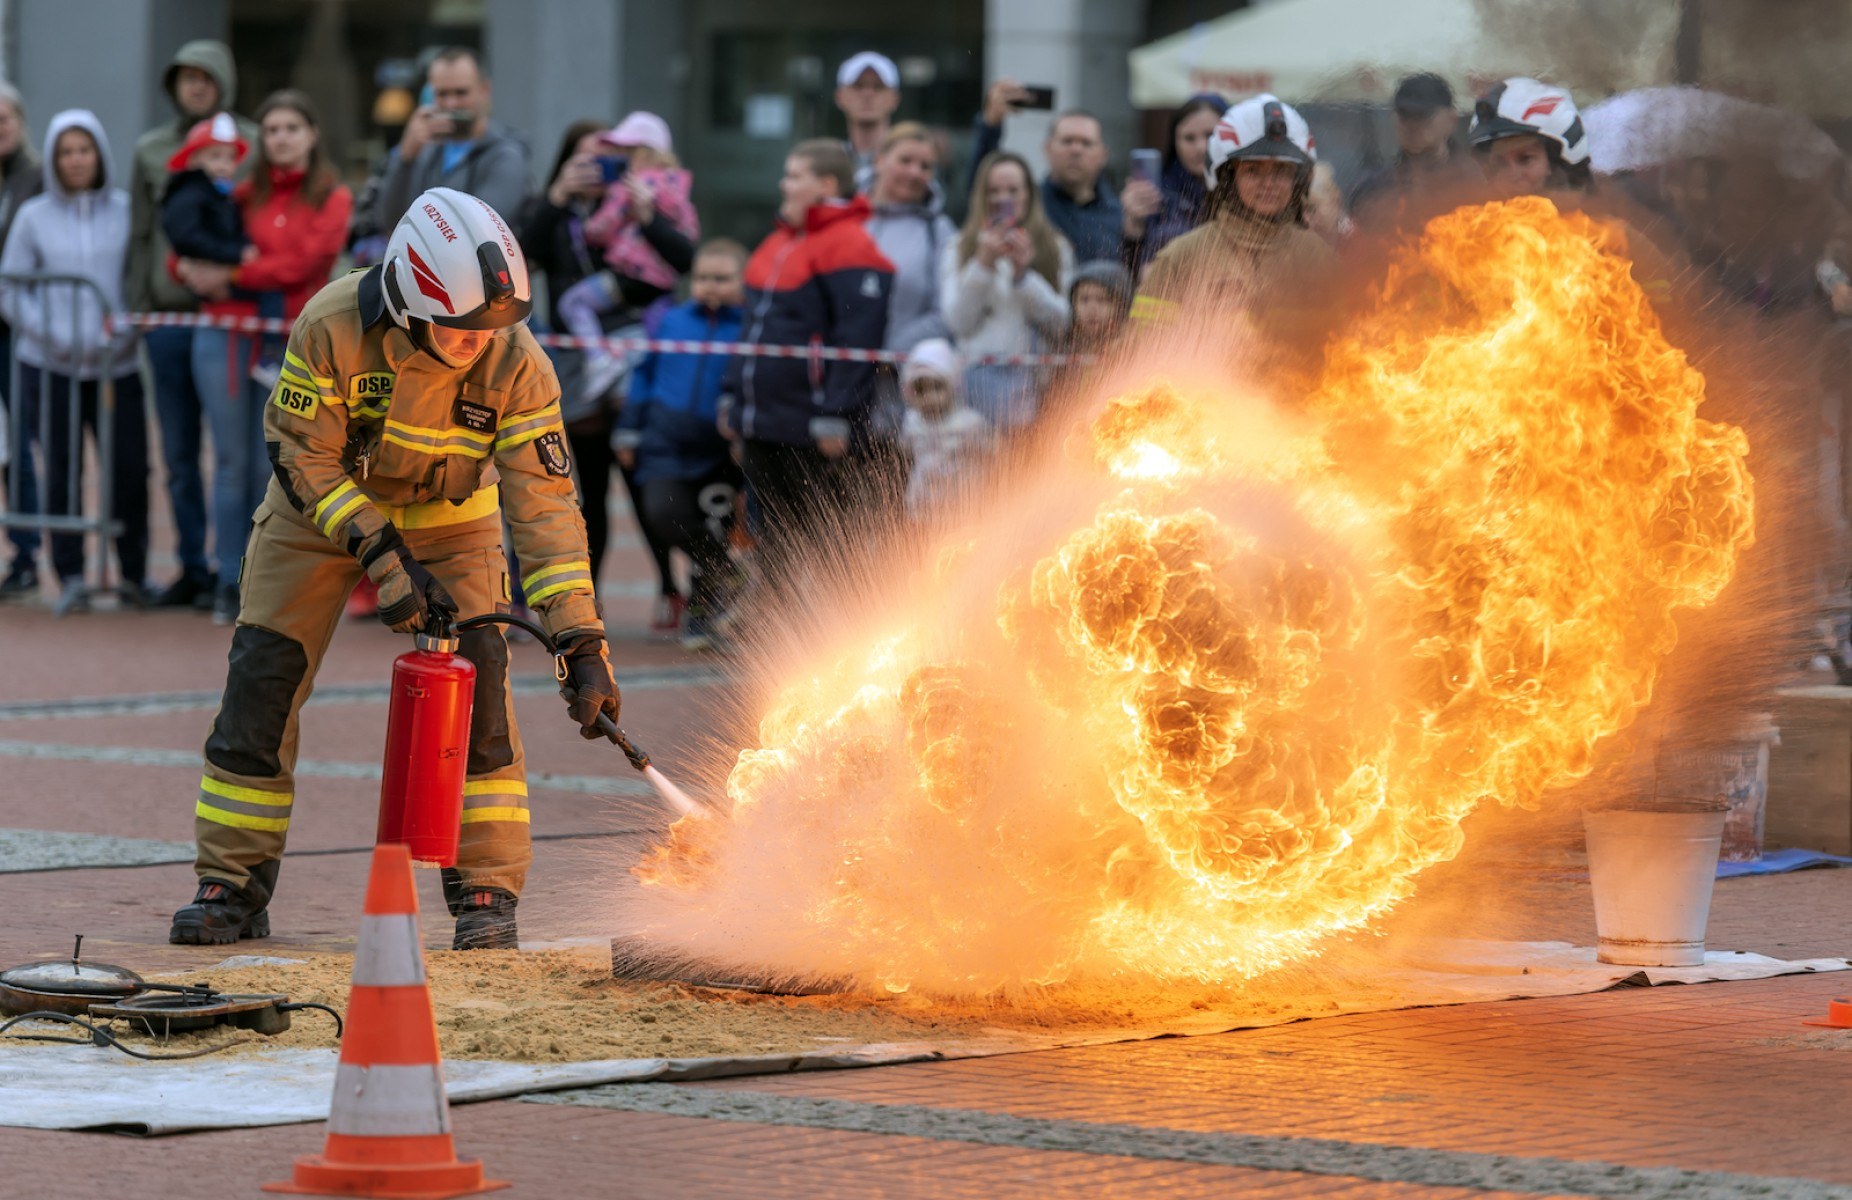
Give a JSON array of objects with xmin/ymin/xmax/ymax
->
[{"xmin": 1583, "ymin": 807, "xmax": 1726, "ymax": 967}]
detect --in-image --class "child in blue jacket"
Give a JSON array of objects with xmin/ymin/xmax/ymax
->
[{"xmin": 615, "ymin": 239, "xmax": 747, "ymax": 649}]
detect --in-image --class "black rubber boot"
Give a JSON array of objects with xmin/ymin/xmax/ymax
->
[
  {"xmin": 169, "ymin": 877, "xmax": 272, "ymax": 945},
  {"xmin": 451, "ymin": 887, "xmax": 519, "ymax": 950}
]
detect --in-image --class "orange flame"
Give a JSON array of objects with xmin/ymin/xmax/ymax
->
[{"xmin": 631, "ymin": 198, "xmax": 1755, "ymax": 993}]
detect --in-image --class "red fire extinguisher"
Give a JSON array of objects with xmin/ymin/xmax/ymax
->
[{"xmin": 377, "ymin": 631, "xmax": 475, "ymax": 866}]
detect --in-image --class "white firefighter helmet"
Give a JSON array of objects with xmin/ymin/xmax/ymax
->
[
  {"xmin": 1205, "ymin": 93, "xmax": 1317, "ymax": 186},
  {"xmin": 382, "ymin": 187, "xmax": 532, "ymax": 331},
  {"xmin": 1469, "ymin": 77, "xmax": 1590, "ymax": 169}
]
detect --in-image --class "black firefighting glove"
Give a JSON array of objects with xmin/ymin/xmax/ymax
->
[
  {"xmin": 370, "ymin": 546, "xmax": 458, "ymax": 635},
  {"xmin": 558, "ymin": 631, "xmax": 621, "ymax": 740}
]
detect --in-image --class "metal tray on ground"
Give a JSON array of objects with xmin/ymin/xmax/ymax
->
[{"xmin": 87, "ymin": 992, "xmax": 294, "ymax": 1037}]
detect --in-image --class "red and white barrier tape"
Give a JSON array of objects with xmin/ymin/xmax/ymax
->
[{"xmin": 111, "ymin": 311, "xmax": 1089, "ymax": 367}]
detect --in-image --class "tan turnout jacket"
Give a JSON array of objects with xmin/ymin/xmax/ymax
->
[{"xmin": 263, "ymin": 267, "xmax": 600, "ymax": 638}]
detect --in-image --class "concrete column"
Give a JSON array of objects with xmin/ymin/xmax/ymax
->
[
  {"xmin": 984, "ymin": 0, "xmax": 1145, "ymax": 177},
  {"xmin": 485, "ymin": 0, "xmax": 622, "ymax": 163},
  {"xmin": 12, "ymin": 0, "xmax": 225, "ymax": 181}
]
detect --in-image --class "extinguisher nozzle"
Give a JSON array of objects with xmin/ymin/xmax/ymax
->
[{"xmin": 596, "ymin": 714, "xmax": 651, "ymax": 771}]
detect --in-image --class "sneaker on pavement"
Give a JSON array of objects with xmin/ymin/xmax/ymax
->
[
  {"xmin": 169, "ymin": 878, "xmax": 271, "ymax": 945},
  {"xmin": 650, "ymin": 591, "xmax": 685, "ymax": 639},
  {"xmin": 0, "ymin": 558, "xmax": 38, "ymax": 600},
  {"xmin": 211, "ymin": 582, "xmax": 240, "ymax": 626},
  {"xmin": 117, "ymin": 580, "xmax": 150, "ymax": 610},
  {"xmin": 52, "ymin": 580, "xmax": 90, "ymax": 617},
  {"xmin": 452, "ymin": 887, "xmax": 519, "ymax": 950},
  {"xmin": 153, "ymin": 570, "xmax": 213, "ymax": 608}
]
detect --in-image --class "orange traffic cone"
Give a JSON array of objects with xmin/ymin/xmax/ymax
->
[
  {"xmin": 266, "ymin": 844, "xmax": 507, "ymax": 1198},
  {"xmin": 1803, "ymin": 997, "xmax": 1852, "ymax": 1029}
]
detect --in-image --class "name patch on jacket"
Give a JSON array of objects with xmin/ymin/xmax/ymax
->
[
  {"xmin": 535, "ymin": 430, "xmax": 572, "ymax": 477},
  {"xmin": 273, "ymin": 382, "xmax": 319, "ymax": 419},
  {"xmin": 349, "ymin": 372, "xmax": 394, "ymax": 404},
  {"xmin": 454, "ymin": 399, "xmax": 497, "ymax": 434}
]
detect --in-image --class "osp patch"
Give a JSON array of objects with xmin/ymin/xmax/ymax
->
[
  {"xmin": 348, "ymin": 371, "xmax": 394, "ymax": 407},
  {"xmin": 535, "ymin": 430, "xmax": 572, "ymax": 477},
  {"xmin": 272, "ymin": 381, "xmax": 319, "ymax": 419}
]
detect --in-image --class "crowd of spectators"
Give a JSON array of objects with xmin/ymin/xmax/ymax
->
[{"xmin": 3, "ymin": 41, "xmax": 1852, "ymax": 654}]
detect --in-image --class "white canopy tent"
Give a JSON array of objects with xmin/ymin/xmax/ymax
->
[{"xmin": 1129, "ymin": 0, "xmax": 1679, "ymax": 110}]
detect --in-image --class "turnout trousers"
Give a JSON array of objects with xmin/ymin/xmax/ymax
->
[{"xmin": 193, "ymin": 481, "xmax": 531, "ymax": 903}]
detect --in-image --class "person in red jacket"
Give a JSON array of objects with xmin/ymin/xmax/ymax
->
[
  {"xmin": 175, "ymin": 90, "xmax": 352, "ymax": 623},
  {"xmin": 719, "ymin": 138, "xmax": 894, "ymax": 589}
]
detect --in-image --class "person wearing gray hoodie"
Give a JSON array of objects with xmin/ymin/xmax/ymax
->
[
  {"xmin": 128, "ymin": 39, "xmax": 257, "ymax": 609},
  {"xmin": 0, "ymin": 110, "xmax": 147, "ymax": 616}
]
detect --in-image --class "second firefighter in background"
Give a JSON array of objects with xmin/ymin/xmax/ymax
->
[{"xmin": 171, "ymin": 187, "xmax": 621, "ymax": 950}]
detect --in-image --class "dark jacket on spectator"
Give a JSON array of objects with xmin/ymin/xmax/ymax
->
[
  {"xmin": 517, "ymin": 192, "xmax": 695, "ymax": 330},
  {"xmin": 374, "ymin": 120, "xmax": 530, "ymax": 235},
  {"xmin": 1347, "ymin": 146, "xmax": 1480, "ymax": 233},
  {"xmin": 0, "ymin": 137, "xmax": 45, "ymax": 337},
  {"xmin": 967, "ymin": 115, "xmax": 1124, "ymax": 262},
  {"xmin": 726, "ymin": 196, "xmax": 894, "ymax": 447},
  {"xmin": 621, "ymin": 298, "xmax": 743, "ymax": 485},
  {"xmin": 1134, "ymin": 158, "xmax": 1212, "ymax": 270},
  {"xmin": 159, "ymin": 169, "xmax": 246, "ymax": 264},
  {"xmin": 126, "ymin": 40, "xmax": 257, "ymax": 313}
]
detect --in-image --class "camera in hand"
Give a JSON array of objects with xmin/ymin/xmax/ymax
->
[
  {"xmin": 1012, "ymin": 85, "xmax": 1056, "ymax": 111},
  {"xmin": 597, "ymin": 155, "xmax": 630, "ymax": 185},
  {"xmin": 438, "ymin": 109, "xmax": 475, "ymax": 139}
]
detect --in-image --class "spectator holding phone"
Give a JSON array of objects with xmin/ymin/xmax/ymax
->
[
  {"xmin": 1122, "ymin": 93, "xmax": 1228, "ymax": 273},
  {"xmin": 968, "ymin": 83, "xmax": 1122, "ymax": 263},
  {"xmin": 373, "ymin": 47, "xmax": 530, "ymax": 236},
  {"xmin": 940, "ymin": 150, "xmax": 1073, "ymax": 431}
]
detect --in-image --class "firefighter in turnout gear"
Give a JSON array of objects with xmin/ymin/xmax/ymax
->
[{"xmin": 170, "ymin": 187, "xmax": 621, "ymax": 951}]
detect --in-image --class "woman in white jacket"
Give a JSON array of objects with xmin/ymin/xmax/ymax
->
[
  {"xmin": 938, "ymin": 150, "xmax": 1073, "ymax": 431},
  {"xmin": 0, "ymin": 109, "xmax": 145, "ymax": 615}
]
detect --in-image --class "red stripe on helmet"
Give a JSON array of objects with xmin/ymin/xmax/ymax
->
[{"xmin": 405, "ymin": 244, "xmax": 454, "ymax": 314}]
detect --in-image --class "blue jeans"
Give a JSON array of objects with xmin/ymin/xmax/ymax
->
[
  {"xmin": 145, "ymin": 325, "xmax": 210, "ymax": 579},
  {"xmin": 192, "ymin": 328, "xmax": 270, "ymax": 586},
  {"xmin": 2, "ymin": 326, "xmax": 41, "ymax": 563},
  {"xmin": 964, "ymin": 364, "xmax": 1040, "ymax": 430}
]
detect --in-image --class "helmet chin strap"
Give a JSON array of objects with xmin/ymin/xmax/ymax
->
[{"xmin": 413, "ymin": 320, "xmax": 487, "ymax": 369}]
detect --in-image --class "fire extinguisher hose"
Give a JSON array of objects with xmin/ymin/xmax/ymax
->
[{"xmin": 450, "ymin": 613, "xmax": 652, "ymax": 773}]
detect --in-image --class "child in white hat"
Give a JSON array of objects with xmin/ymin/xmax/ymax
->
[{"xmin": 900, "ymin": 338, "xmax": 991, "ymax": 516}]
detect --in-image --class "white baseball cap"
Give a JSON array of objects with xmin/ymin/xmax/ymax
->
[
  {"xmin": 837, "ymin": 51, "xmax": 899, "ymax": 90},
  {"xmin": 602, "ymin": 111, "xmax": 673, "ymax": 154}
]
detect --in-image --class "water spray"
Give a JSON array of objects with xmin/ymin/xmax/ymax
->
[{"xmin": 451, "ymin": 613, "xmax": 714, "ymax": 822}]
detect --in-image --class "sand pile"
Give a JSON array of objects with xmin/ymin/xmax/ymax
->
[{"xmin": 138, "ymin": 949, "xmax": 1004, "ymax": 1062}]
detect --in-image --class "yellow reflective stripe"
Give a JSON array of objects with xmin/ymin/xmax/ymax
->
[
  {"xmin": 464, "ymin": 779, "xmax": 528, "ymax": 796},
  {"xmin": 494, "ymin": 404, "xmax": 563, "ymax": 452},
  {"xmin": 199, "ymin": 776, "xmax": 293, "ymax": 806},
  {"xmin": 458, "ymin": 806, "xmax": 531, "ymax": 825},
  {"xmin": 522, "ymin": 560, "xmax": 591, "ymax": 592},
  {"xmin": 279, "ymin": 365, "xmax": 323, "ymax": 394},
  {"xmin": 526, "ymin": 577, "xmax": 591, "ymax": 605},
  {"xmin": 285, "ymin": 350, "xmax": 334, "ymax": 389},
  {"xmin": 196, "ymin": 800, "xmax": 292, "ymax": 831},
  {"xmin": 385, "ymin": 419, "xmax": 494, "ymax": 448},
  {"xmin": 313, "ymin": 483, "xmax": 368, "ymax": 538},
  {"xmin": 374, "ymin": 485, "xmax": 500, "ymax": 530},
  {"xmin": 1130, "ymin": 295, "xmax": 1180, "ymax": 323},
  {"xmin": 381, "ymin": 431, "xmax": 492, "ymax": 460}
]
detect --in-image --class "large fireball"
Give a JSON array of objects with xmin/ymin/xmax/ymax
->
[{"xmin": 629, "ymin": 198, "xmax": 1756, "ymax": 994}]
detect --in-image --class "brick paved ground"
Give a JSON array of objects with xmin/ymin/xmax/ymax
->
[{"xmin": 2, "ymin": 493, "xmax": 1850, "ymax": 1198}]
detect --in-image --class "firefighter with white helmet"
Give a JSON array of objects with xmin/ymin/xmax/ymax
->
[
  {"xmin": 1132, "ymin": 93, "xmax": 1336, "ymax": 349},
  {"xmin": 171, "ymin": 187, "xmax": 620, "ymax": 951},
  {"xmin": 1469, "ymin": 77, "xmax": 1593, "ymax": 198}
]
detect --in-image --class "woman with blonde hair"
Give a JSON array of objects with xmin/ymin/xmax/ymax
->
[{"xmin": 938, "ymin": 150, "xmax": 1073, "ymax": 430}]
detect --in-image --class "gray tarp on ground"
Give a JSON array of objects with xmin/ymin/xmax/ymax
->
[{"xmin": 0, "ymin": 942, "xmax": 1843, "ymax": 1135}]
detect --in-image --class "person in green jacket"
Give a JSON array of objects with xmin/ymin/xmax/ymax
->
[{"xmin": 127, "ymin": 40, "xmax": 260, "ymax": 611}]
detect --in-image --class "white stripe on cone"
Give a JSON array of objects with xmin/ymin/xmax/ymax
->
[
  {"xmin": 351, "ymin": 914, "xmax": 427, "ymax": 987},
  {"xmin": 326, "ymin": 1062, "xmax": 452, "ymax": 1137}
]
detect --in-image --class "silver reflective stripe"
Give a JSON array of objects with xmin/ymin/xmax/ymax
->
[
  {"xmin": 351, "ymin": 914, "xmax": 426, "ymax": 987},
  {"xmin": 326, "ymin": 1062, "xmax": 452, "ymax": 1136}
]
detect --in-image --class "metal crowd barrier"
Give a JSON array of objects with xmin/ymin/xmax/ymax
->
[{"xmin": 0, "ymin": 272, "xmax": 124, "ymax": 572}]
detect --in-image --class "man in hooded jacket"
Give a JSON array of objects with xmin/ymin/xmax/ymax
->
[{"xmin": 128, "ymin": 40, "xmax": 259, "ymax": 610}]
